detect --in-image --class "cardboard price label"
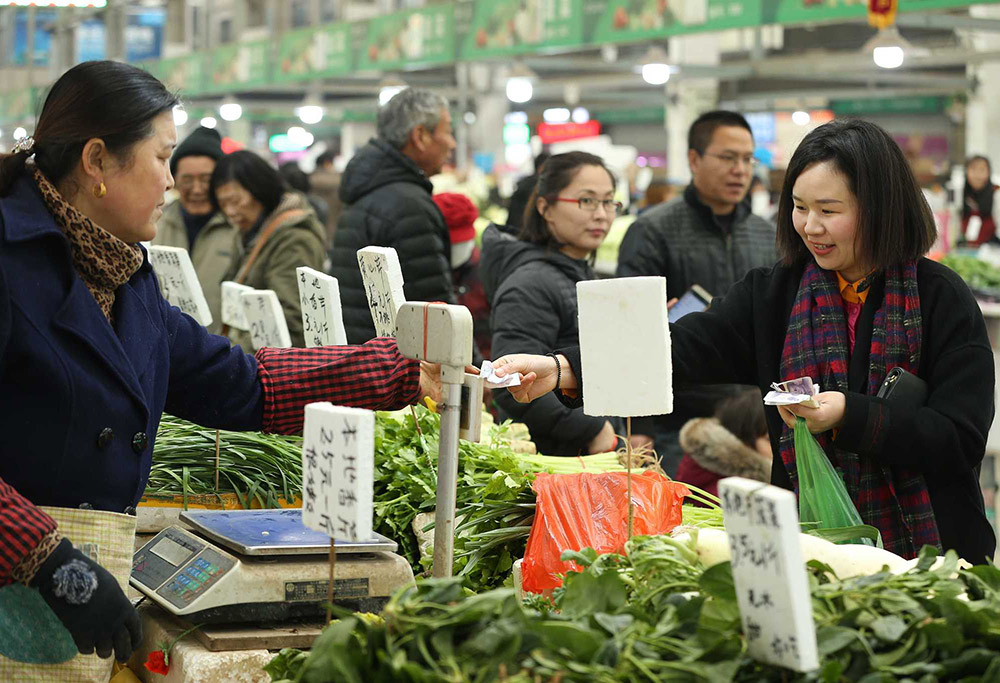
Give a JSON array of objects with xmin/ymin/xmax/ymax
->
[
  {"xmin": 148, "ymin": 245, "xmax": 213, "ymax": 327},
  {"xmin": 296, "ymin": 267, "xmax": 348, "ymax": 347},
  {"xmin": 241, "ymin": 289, "xmax": 291, "ymax": 350},
  {"xmin": 301, "ymin": 403, "xmax": 375, "ymax": 542}
]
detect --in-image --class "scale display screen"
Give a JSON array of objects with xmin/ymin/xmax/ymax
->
[{"xmin": 150, "ymin": 536, "xmax": 193, "ymax": 566}]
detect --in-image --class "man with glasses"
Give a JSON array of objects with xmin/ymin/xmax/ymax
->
[
  {"xmin": 153, "ymin": 126, "xmax": 235, "ymax": 333},
  {"xmin": 617, "ymin": 110, "xmax": 776, "ymax": 476}
]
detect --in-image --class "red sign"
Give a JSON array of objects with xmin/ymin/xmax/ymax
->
[{"xmin": 537, "ymin": 120, "xmax": 601, "ymax": 144}]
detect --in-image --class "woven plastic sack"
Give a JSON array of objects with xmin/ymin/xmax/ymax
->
[
  {"xmin": 794, "ymin": 416, "xmax": 874, "ymax": 546},
  {"xmin": 521, "ymin": 470, "xmax": 689, "ymax": 593}
]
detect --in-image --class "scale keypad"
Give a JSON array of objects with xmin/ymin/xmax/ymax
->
[{"xmin": 156, "ymin": 548, "xmax": 235, "ymax": 609}]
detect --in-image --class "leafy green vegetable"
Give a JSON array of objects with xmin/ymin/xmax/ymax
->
[{"xmin": 267, "ymin": 538, "xmax": 1000, "ymax": 683}]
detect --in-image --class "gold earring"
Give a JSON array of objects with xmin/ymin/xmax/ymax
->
[{"xmin": 93, "ymin": 182, "xmax": 106, "ymax": 199}]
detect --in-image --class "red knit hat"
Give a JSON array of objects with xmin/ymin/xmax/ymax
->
[{"xmin": 433, "ymin": 192, "xmax": 478, "ymax": 244}]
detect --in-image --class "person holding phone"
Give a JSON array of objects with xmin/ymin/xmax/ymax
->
[
  {"xmin": 493, "ymin": 119, "xmax": 996, "ymax": 565},
  {"xmin": 616, "ymin": 112, "xmax": 777, "ymax": 475},
  {"xmin": 481, "ymin": 151, "xmax": 623, "ymax": 456}
]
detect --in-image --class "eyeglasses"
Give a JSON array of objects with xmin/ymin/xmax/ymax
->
[
  {"xmin": 176, "ymin": 174, "xmax": 212, "ymax": 190},
  {"xmin": 556, "ymin": 197, "xmax": 624, "ymax": 215},
  {"xmin": 704, "ymin": 153, "xmax": 759, "ymax": 170}
]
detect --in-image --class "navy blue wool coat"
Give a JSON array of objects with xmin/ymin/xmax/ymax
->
[{"xmin": 0, "ymin": 176, "xmax": 264, "ymax": 513}]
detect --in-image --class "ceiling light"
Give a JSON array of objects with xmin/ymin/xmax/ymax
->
[
  {"xmin": 463, "ymin": 111, "xmax": 477, "ymax": 125},
  {"xmin": 378, "ymin": 75, "xmax": 408, "ymax": 106},
  {"xmin": 862, "ymin": 27, "xmax": 924, "ymax": 69},
  {"xmin": 218, "ymin": 99, "xmax": 242, "ymax": 122},
  {"xmin": 13, "ymin": 127, "xmax": 27, "ymax": 140},
  {"xmin": 200, "ymin": 117, "xmax": 217, "ymax": 129},
  {"xmin": 172, "ymin": 106, "xmax": 188, "ymax": 126},
  {"xmin": 543, "ymin": 108, "xmax": 570, "ymax": 124},
  {"xmin": 640, "ymin": 46, "xmax": 672, "ymax": 85},
  {"xmin": 297, "ymin": 105, "xmax": 324, "ymax": 125},
  {"xmin": 572, "ymin": 107, "xmax": 590, "ymax": 124},
  {"xmin": 506, "ymin": 62, "xmax": 537, "ymax": 104},
  {"xmin": 791, "ymin": 110, "xmax": 811, "ymax": 126},
  {"xmin": 287, "ymin": 126, "xmax": 315, "ymax": 148}
]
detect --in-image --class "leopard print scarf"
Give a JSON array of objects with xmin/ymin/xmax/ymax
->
[{"xmin": 32, "ymin": 167, "xmax": 143, "ymax": 323}]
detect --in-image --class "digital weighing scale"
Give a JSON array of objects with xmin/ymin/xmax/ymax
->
[{"xmin": 130, "ymin": 509, "xmax": 414, "ymax": 624}]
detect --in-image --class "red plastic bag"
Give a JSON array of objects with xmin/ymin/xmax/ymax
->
[{"xmin": 521, "ymin": 471, "xmax": 689, "ymax": 593}]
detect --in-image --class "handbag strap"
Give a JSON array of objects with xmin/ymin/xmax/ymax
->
[
  {"xmin": 234, "ymin": 208, "xmax": 308, "ymax": 285},
  {"xmin": 220, "ymin": 207, "xmax": 306, "ymax": 338}
]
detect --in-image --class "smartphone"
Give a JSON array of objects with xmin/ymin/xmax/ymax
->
[{"xmin": 668, "ymin": 284, "xmax": 713, "ymax": 324}]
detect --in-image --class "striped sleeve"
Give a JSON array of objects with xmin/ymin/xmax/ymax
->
[
  {"xmin": 0, "ymin": 478, "xmax": 58, "ymax": 587},
  {"xmin": 255, "ymin": 337, "xmax": 422, "ymax": 435}
]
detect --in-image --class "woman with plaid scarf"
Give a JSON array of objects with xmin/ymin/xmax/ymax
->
[{"xmin": 495, "ymin": 119, "xmax": 996, "ymax": 567}]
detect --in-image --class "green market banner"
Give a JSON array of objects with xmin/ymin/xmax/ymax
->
[
  {"xmin": 155, "ymin": 54, "xmax": 206, "ymax": 95},
  {"xmin": 769, "ymin": 0, "xmax": 998, "ymax": 26},
  {"xmin": 459, "ymin": 0, "xmax": 586, "ymax": 58},
  {"xmin": 206, "ymin": 40, "xmax": 270, "ymax": 93},
  {"xmin": 358, "ymin": 5, "xmax": 455, "ymax": 70},
  {"xmin": 830, "ymin": 95, "xmax": 946, "ymax": 116},
  {"xmin": 589, "ymin": 0, "xmax": 759, "ymax": 44},
  {"xmin": 275, "ymin": 23, "xmax": 353, "ymax": 82}
]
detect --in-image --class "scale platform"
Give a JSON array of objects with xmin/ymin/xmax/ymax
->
[{"xmin": 130, "ymin": 509, "xmax": 414, "ymax": 625}]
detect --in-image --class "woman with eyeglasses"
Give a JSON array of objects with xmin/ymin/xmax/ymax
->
[
  {"xmin": 492, "ymin": 120, "xmax": 996, "ymax": 566},
  {"xmin": 481, "ymin": 151, "xmax": 624, "ymax": 456}
]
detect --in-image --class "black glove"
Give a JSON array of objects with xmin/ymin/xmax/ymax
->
[{"xmin": 31, "ymin": 538, "xmax": 142, "ymax": 662}]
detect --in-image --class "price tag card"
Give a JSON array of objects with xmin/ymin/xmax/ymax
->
[
  {"xmin": 301, "ymin": 403, "xmax": 374, "ymax": 542},
  {"xmin": 718, "ymin": 477, "xmax": 819, "ymax": 673},
  {"xmin": 577, "ymin": 277, "xmax": 672, "ymax": 418},
  {"xmin": 357, "ymin": 247, "xmax": 406, "ymax": 338},
  {"xmin": 221, "ymin": 281, "xmax": 253, "ymax": 331},
  {"xmin": 240, "ymin": 289, "xmax": 292, "ymax": 350},
  {"xmin": 148, "ymin": 245, "xmax": 213, "ymax": 326},
  {"xmin": 296, "ymin": 267, "xmax": 348, "ymax": 347}
]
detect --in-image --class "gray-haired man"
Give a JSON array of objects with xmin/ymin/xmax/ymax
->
[{"xmin": 330, "ymin": 88, "xmax": 457, "ymax": 343}]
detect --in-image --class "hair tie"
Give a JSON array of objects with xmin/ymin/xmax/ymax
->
[{"xmin": 11, "ymin": 136, "xmax": 35, "ymax": 157}]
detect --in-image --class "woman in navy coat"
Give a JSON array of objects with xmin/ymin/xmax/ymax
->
[{"xmin": 0, "ymin": 61, "xmax": 431, "ymax": 670}]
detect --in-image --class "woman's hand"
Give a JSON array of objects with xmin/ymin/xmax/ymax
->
[
  {"xmin": 492, "ymin": 353, "xmax": 577, "ymax": 403},
  {"xmin": 776, "ymin": 391, "xmax": 847, "ymax": 434},
  {"xmin": 588, "ymin": 420, "xmax": 619, "ymax": 454}
]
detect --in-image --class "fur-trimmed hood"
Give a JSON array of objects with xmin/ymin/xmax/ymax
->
[{"xmin": 678, "ymin": 417, "xmax": 771, "ymax": 482}]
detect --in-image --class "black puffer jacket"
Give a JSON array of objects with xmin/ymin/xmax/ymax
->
[
  {"xmin": 330, "ymin": 138, "xmax": 454, "ymax": 343},
  {"xmin": 481, "ymin": 224, "xmax": 611, "ymax": 456}
]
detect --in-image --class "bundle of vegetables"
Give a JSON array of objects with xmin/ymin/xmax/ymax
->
[
  {"xmin": 265, "ymin": 532, "xmax": 1000, "ymax": 683},
  {"xmin": 147, "ymin": 415, "xmax": 304, "ymax": 508},
  {"xmin": 940, "ymin": 253, "xmax": 1000, "ymax": 297}
]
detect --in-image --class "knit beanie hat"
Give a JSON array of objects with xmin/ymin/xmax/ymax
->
[
  {"xmin": 170, "ymin": 126, "xmax": 225, "ymax": 175},
  {"xmin": 433, "ymin": 192, "xmax": 478, "ymax": 244}
]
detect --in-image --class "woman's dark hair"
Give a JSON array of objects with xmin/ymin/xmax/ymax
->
[
  {"xmin": 519, "ymin": 151, "xmax": 616, "ymax": 249},
  {"xmin": 775, "ymin": 119, "xmax": 937, "ymax": 272},
  {"xmin": 962, "ymin": 155, "xmax": 994, "ymax": 221},
  {"xmin": 0, "ymin": 60, "xmax": 178, "ymax": 196},
  {"xmin": 715, "ymin": 388, "xmax": 768, "ymax": 450},
  {"xmin": 278, "ymin": 161, "xmax": 311, "ymax": 194},
  {"xmin": 210, "ymin": 151, "xmax": 285, "ymax": 216}
]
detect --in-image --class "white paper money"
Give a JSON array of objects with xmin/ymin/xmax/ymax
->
[
  {"xmin": 764, "ymin": 376, "xmax": 821, "ymax": 408},
  {"xmin": 480, "ymin": 360, "xmax": 522, "ymax": 390}
]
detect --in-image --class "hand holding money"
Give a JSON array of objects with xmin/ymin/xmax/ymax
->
[{"xmin": 764, "ymin": 376, "xmax": 821, "ymax": 408}]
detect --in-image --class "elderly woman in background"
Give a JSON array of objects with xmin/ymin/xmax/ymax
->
[{"xmin": 210, "ymin": 151, "xmax": 326, "ymax": 349}]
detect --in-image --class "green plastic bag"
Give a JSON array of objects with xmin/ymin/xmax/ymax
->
[{"xmin": 794, "ymin": 417, "xmax": 877, "ymax": 547}]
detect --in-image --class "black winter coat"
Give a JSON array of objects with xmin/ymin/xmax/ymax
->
[
  {"xmin": 560, "ymin": 258, "xmax": 997, "ymax": 564},
  {"xmin": 481, "ymin": 224, "xmax": 611, "ymax": 456},
  {"xmin": 330, "ymin": 139, "xmax": 454, "ymax": 343}
]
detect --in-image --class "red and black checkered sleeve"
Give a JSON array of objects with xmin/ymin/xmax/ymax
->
[
  {"xmin": 256, "ymin": 337, "xmax": 422, "ymax": 435},
  {"xmin": 0, "ymin": 478, "xmax": 58, "ymax": 587}
]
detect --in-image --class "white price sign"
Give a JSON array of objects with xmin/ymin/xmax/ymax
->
[
  {"xmin": 357, "ymin": 247, "xmax": 406, "ymax": 338},
  {"xmin": 240, "ymin": 289, "xmax": 291, "ymax": 350},
  {"xmin": 296, "ymin": 267, "xmax": 347, "ymax": 347},
  {"xmin": 148, "ymin": 245, "xmax": 213, "ymax": 326},
  {"xmin": 221, "ymin": 281, "xmax": 253, "ymax": 331},
  {"xmin": 301, "ymin": 403, "xmax": 374, "ymax": 542},
  {"xmin": 718, "ymin": 477, "xmax": 819, "ymax": 673}
]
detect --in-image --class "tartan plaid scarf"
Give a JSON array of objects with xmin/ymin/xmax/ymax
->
[{"xmin": 778, "ymin": 260, "xmax": 940, "ymax": 558}]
